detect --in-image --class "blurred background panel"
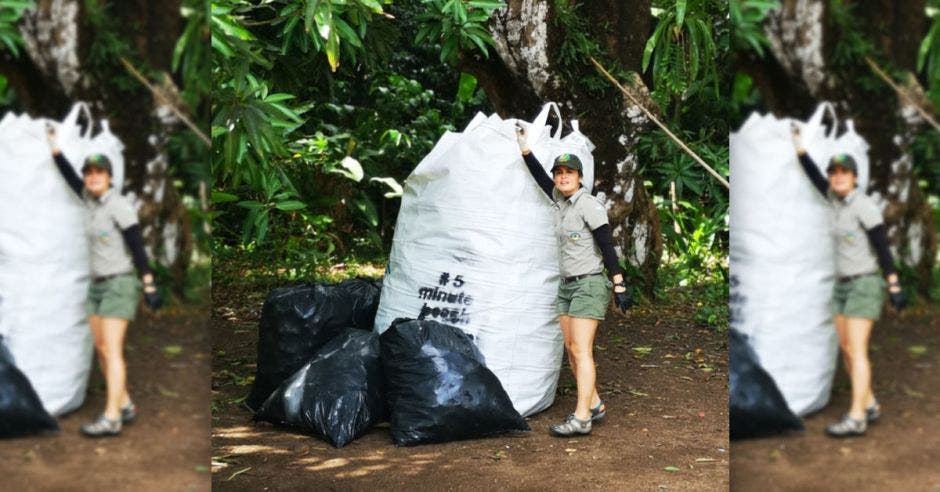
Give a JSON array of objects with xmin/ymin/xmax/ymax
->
[
  {"xmin": 730, "ymin": 1, "xmax": 940, "ymax": 490},
  {"xmin": 0, "ymin": 1, "xmax": 210, "ymax": 491}
]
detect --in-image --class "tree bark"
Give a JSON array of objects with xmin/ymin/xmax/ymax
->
[
  {"xmin": 5, "ymin": 0, "xmax": 193, "ymax": 289},
  {"xmin": 461, "ymin": 0, "xmax": 664, "ymax": 292},
  {"xmin": 741, "ymin": 0, "xmax": 937, "ymax": 294}
]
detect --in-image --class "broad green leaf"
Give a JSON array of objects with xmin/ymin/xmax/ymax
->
[
  {"xmin": 354, "ymin": 196, "xmax": 379, "ymax": 227},
  {"xmin": 457, "ymin": 72, "xmax": 478, "ymax": 102},
  {"xmin": 334, "ymin": 17, "xmax": 362, "ymax": 48},
  {"xmin": 304, "ymin": 0, "xmax": 321, "ymax": 33},
  {"xmin": 275, "ymin": 200, "xmax": 308, "ymax": 211},
  {"xmin": 211, "ymin": 191, "xmax": 239, "ymax": 203},
  {"xmin": 676, "ymin": 0, "xmax": 687, "ymax": 28}
]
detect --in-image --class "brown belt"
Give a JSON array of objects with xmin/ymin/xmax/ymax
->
[
  {"xmin": 561, "ymin": 272, "xmax": 603, "ymax": 283},
  {"xmin": 92, "ymin": 272, "xmax": 132, "ymax": 283},
  {"xmin": 837, "ymin": 272, "xmax": 877, "ymax": 283}
]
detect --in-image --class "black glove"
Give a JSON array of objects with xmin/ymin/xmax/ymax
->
[
  {"xmin": 614, "ymin": 288, "xmax": 632, "ymax": 314},
  {"xmin": 144, "ymin": 289, "xmax": 163, "ymax": 311},
  {"xmin": 889, "ymin": 290, "xmax": 907, "ymax": 312}
]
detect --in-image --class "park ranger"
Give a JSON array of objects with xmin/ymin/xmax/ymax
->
[
  {"xmin": 792, "ymin": 124, "xmax": 906, "ymax": 437},
  {"xmin": 516, "ymin": 124, "xmax": 631, "ymax": 437},
  {"xmin": 47, "ymin": 125, "xmax": 161, "ymax": 437}
]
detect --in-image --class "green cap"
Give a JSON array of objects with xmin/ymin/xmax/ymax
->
[
  {"xmin": 826, "ymin": 153, "xmax": 857, "ymax": 175},
  {"xmin": 551, "ymin": 153, "xmax": 583, "ymax": 173},
  {"xmin": 81, "ymin": 154, "xmax": 112, "ymax": 175}
]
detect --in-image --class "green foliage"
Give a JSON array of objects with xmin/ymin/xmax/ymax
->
[
  {"xmin": 552, "ymin": 0, "xmax": 621, "ymax": 96},
  {"xmin": 644, "ymin": 0, "xmax": 721, "ymax": 108},
  {"xmin": 174, "ymin": 0, "xmax": 211, "ymax": 112},
  {"xmin": 910, "ymin": 125, "xmax": 940, "ymax": 199},
  {"xmin": 656, "ymin": 260, "xmax": 728, "ymax": 331},
  {"xmin": 641, "ymin": 126, "xmax": 729, "ymax": 282},
  {"xmin": 0, "ymin": 0, "xmax": 29, "ymax": 57},
  {"xmin": 268, "ymin": 0, "xmax": 390, "ymax": 72},
  {"xmin": 211, "ymin": 0, "xmax": 495, "ymax": 270},
  {"xmin": 730, "ymin": 0, "xmax": 778, "ymax": 58},
  {"xmin": 826, "ymin": 0, "xmax": 898, "ymax": 96},
  {"xmin": 920, "ymin": 1, "xmax": 940, "ymax": 106},
  {"xmin": 414, "ymin": 0, "xmax": 504, "ymax": 64},
  {"xmin": 0, "ymin": 74, "xmax": 14, "ymax": 107},
  {"xmin": 82, "ymin": 0, "xmax": 150, "ymax": 94},
  {"xmin": 639, "ymin": 0, "xmax": 730, "ymax": 282}
]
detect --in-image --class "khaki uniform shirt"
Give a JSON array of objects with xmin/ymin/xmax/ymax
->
[
  {"xmin": 552, "ymin": 187, "xmax": 609, "ymax": 278},
  {"xmin": 829, "ymin": 189, "xmax": 882, "ymax": 277},
  {"xmin": 84, "ymin": 188, "xmax": 138, "ymax": 278}
]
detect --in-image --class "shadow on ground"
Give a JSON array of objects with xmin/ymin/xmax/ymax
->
[{"xmin": 212, "ymin": 283, "xmax": 729, "ymax": 491}]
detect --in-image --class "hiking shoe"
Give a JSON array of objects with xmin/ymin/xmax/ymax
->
[
  {"xmin": 865, "ymin": 401, "xmax": 880, "ymax": 423},
  {"xmin": 80, "ymin": 415, "xmax": 122, "ymax": 437},
  {"xmin": 550, "ymin": 414, "xmax": 592, "ymax": 437},
  {"xmin": 121, "ymin": 403, "xmax": 137, "ymax": 424},
  {"xmin": 825, "ymin": 414, "xmax": 866, "ymax": 437},
  {"xmin": 590, "ymin": 401, "xmax": 606, "ymax": 422}
]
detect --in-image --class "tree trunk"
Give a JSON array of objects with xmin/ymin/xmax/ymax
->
[
  {"xmin": 461, "ymin": 1, "xmax": 664, "ymax": 293},
  {"xmin": 4, "ymin": 0, "xmax": 193, "ymax": 289},
  {"xmin": 741, "ymin": 0, "xmax": 937, "ymax": 294}
]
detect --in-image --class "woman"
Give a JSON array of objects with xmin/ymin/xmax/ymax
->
[
  {"xmin": 791, "ymin": 124, "xmax": 905, "ymax": 437},
  {"xmin": 46, "ymin": 124, "xmax": 161, "ymax": 437},
  {"xmin": 515, "ymin": 125, "xmax": 631, "ymax": 437}
]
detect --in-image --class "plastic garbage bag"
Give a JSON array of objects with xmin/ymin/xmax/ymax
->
[
  {"xmin": 380, "ymin": 318, "xmax": 529, "ymax": 446},
  {"xmin": 0, "ymin": 336, "xmax": 59, "ymax": 438},
  {"xmin": 730, "ymin": 329, "xmax": 803, "ymax": 440},
  {"xmin": 730, "ymin": 102, "xmax": 870, "ymax": 416},
  {"xmin": 255, "ymin": 329, "xmax": 384, "ymax": 448},
  {"xmin": 375, "ymin": 103, "xmax": 596, "ymax": 417},
  {"xmin": 245, "ymin": 277, "xmax": 383, "ymax": 410}
]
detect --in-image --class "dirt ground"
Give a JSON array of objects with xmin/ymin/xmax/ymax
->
[
  {"xmin": 731, "ymin": 303, "xmax": 940, "ymax": 491},
  {"xmin": 211, "ymin": 281, "xmax": 729, "ymax": 491},
  {"xmin": 0, "ymin": 305, "xmax": 212, "ymax": 492}
]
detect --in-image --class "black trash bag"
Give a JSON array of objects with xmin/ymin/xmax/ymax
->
[
  {"xmin": 380, "ymin": 318, "xmax": 529, "ymax": 446},
  {"xmin": 730, "ymin": 329, "xmax": 803, "ymax": 440},
  {"xmin": 255, "ymin": 329, "xmax": 384, "ymax": 448},
  {"xmin": 0, "ymin": 336, "xmax": 58, "ymax": 438},
  {"xmin": 245, "ymin": 277, "xmax": 383, "ymax": 410}
]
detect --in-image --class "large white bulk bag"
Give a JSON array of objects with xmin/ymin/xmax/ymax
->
[
  {"xmin": 730, "ymin": 102, "xmax": 869, "ymax": 416},
  {"xmin": 0, "ymin": 102, "xmax": 125, "ymax": 415},
  {"xmin": 375, "ymin": 103, "xmax": 595, "ymax": 417}
]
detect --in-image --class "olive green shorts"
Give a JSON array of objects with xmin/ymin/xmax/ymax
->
[
  {"xmin": 556, "ymin": 274, "xmax": 612, "ymax": 320},
  {"xmin": 832, "ymin": 273, "xmax": 884, "ymax": 320},
  {"xmin": 86, "ymin": 273, "xmax": 142, "ymax": 321}
]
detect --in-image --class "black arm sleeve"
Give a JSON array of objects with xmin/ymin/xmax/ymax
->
[
  {"xmin": 53, "ymin": 153, "xmax": 84, "ymax": 197},
  {"xmin": 797, "ymin": 153, "xmax": 829, "ymax": 196},
  {"xmin": 864, "ymin": 224, "xmax": 897, "ymax": 277},
  {"xmin": 592, "ymin": 224, "xmax": 624, "ymax": 280},
  {"xmin": 120, "ymin": 224, "xmax": 153, "ymax": 276},
  {"xmin": 522, "ymin": 152, "xmax": 555, "ymax": 199}
]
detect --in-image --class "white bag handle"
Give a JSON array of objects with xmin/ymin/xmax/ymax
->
[
  {"xmin": 805, "ymin": 101, "xmax": 839, "ymax": 139},
  {"xmin": 531, "ymin": 102, "xmax": 563, "ymax": 140},
  {"xmin": 571, "ymin": 119, "xmax": 580, "ymax": 133},
  {"xmin": 61, "ymin": 102, "xmax": 94, "ymax": 140}
]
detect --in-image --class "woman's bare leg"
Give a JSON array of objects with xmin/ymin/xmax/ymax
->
[
  {"xmin": 845, "ymin": 316, "xmax": 875, "ymax": 420},
  {"xmin": 568, "ymin": 316, "xmax": 600, "ymax": 421},
  {"xmin": 99, "ymin": 317, "xmax": 130, "ymax": 420}
]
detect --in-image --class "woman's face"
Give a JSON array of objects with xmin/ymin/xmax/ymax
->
[
  {"xmin": 828, "ymin": 166, "xmax": 856, "ymax": 197},
  {"xmin": 553, "ymin": 166, "xmax": 581, "ymax": 196},
  {"xmin": 83, "ymin": 167, "xmax": 111, "ymax": 197}
]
